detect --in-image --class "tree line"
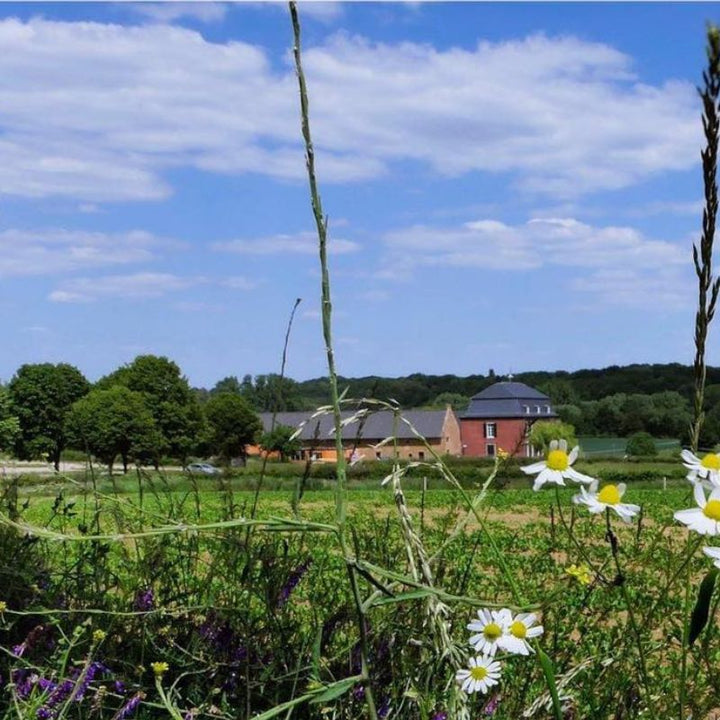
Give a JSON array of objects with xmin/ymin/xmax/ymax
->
[
  {"xmin": 1, "ymin": 359, "xmax": 716, "ymax": 471},
  {"xmin": 0, "ymin": 357, "xmax": 268, "ymax": 472}
]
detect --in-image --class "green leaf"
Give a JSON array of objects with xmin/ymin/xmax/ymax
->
[
  {"xmin": 689, "ymin": 568, "xmax": 718, "ymax": 646},
  {"xmin": 369, "ymin": 588, "xmax": 436, "ymax": 607},
  {"xmin": 309, "ymin": 676, "xmax": 360, "ymax": 704},
  {"xmin": 536, "ymin": 647, "xmax": 563, "ymax": 720}
]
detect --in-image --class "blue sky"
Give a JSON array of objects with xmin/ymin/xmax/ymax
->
[{"xmin": 0, "ymin": 1, "xmax": 716, "ymax": 388}]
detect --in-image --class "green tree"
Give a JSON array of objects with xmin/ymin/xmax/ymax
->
[
  {"xmin": 0, "ymin": 386, "xmax": 20, "ymax": 454},
  {"xmin": 259, "ymin": 424, "xmax": 302, "ymax": 462},
  {"xmin": 9, "ymin": 363, "xmax": 90, "ymax": 470},
  {"xmin": 205, "ymin": 393, "xmax": 262, "ymax": 464},
  {"xmin": 212, "ymin": 376, "xmax": 243, "ymax": 396},
  {"xmin": 250, "ymin": 374, "xmax": 304, "ymax": 412},
  {"xmin": 528, "ymin": 420, "xmax": 577, "ymax": 453},
  {"xmin": 66, "ymin": 387, "xmax": 162, "ymax": 473},
  {"xmin": 99, "ymin": 355, "xmax": 205, "ymax": 465},
  {"xmin": 426, "ymin": 392, "xmax": 469, "ymax": 411},
  {"xmin": 626, "ymin": 431, "xmax": 657, "ymax": 457}
]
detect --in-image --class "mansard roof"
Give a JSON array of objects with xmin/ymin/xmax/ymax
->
[{"xmin": 461, "ymin": 381, "xmax": 557, "ymax": 419}]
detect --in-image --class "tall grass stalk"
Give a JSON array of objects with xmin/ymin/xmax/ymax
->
[
  {"xmin": 691, "ymin": 24, "xmax": 720, "ymax": 453},
  {"xmin": 289, "ymin": 4, "xmax": 379, "ymax": 717}
]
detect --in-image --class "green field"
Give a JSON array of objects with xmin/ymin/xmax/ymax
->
[
  {"xmin": 1, "ymin": 465, "xmax": 716, "ymax": 720},
  {"xmin": 578, "ymin": 435, "xmax": 681, "ymax": 457}
]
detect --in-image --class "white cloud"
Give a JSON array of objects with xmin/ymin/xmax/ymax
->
[
  {"xmin": 0, "ymin": 18, "xmax": 700, "ymax": 201},
  {"xmin": 384, "ymin": 216, "xmax": 687, "ymax": 271},
  {"xmin": 129, "ymin": 3, "xmax": 228, "ymax": 24},
  {"xmin": 383, "ymin": 215, "xmax": 694, "ymax": 307},
  {"xmin": 49, "ymin": 272, "xmax": 203, "ymax": 303},
  {"xmin": 0, "ymin": 228, "xmax": 170, "ymax": 277},
  {"xmin": 213, "ymin": 231, "xmax": 360, "ymax": 255}
]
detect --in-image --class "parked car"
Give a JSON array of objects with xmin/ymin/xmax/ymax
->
[{"xmin": 185, "ymin": 462, "xmax": 221, "ymax": 475}]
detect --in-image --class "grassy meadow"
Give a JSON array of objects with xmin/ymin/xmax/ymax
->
[{"xmin": 1, "ymin": 461, "xmax": 717, "ymax": 719}]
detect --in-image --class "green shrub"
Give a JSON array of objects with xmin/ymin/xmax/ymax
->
[{"xmin": 626, "ymin": 431, "xmax": 658, "ymax": 457}]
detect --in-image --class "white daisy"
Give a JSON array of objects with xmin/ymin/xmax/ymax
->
[
  {"xmin": 496, "ymin": 611, "xmax": 544, "ymax": 656},
  {"xmin": 681, "ymin": 449, "xmax": 720, "ymax": 487},
  {"xmin": 467, "ymin": 608, "xmax": 506, "ymax": 657},
  {"xmin": 674, "ymin": 483, "xmax": 720, "ymax": 536},
  {"xmin": 455, "ymin": 655, "xmax": 502, "ymax": 695},
  {"xmin": 521, "ymin": 439, "xmax": 595, "ymax": 492},
  {"xmin": 572, "ymin": 480, "xmax": 641, "ymax": 523},
  {"xmin": 703, "ymin": 546, "xmax": 720, "ymax": 569}
]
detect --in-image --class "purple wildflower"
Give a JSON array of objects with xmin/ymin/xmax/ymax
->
[
  {"xmin": 113, "ymin": 680, "xmax": 126, "ymax": 695},
  {"xmin": 36, "ymin": 708, "xmax": 53, "ymax": 720},
  {"xmin": 11, "ymin": 669, "xmax": 33, "ymax": 699},
  {"xmin": 75, "ymin": 661, "xmax": 105, "ymax": 701},
  {"xmin": 276, "ymin": 559, "xmax": 312, "ymax": 607},
  {"xmin": 133, "ymin": 588, "xmax": 154, "ymax": 612},
  {"xmin": 46, "ymin": 679, "xmax": 74, "ymax": 708},
  {"xmin": 12, "ymin": 643, "xmax": 26, "ymax": 657},
  {"xmin": 377, "ymin": 699, "xmax": 390, "ymax": 718},
  {"xmin": 483, "ymin": 693, "xmax": 501, "ymax": 716},
  {"xmin": 432, "ymin": 713, "xmax": 448, "ymax": 720},
  {"xmin": 352, "ymin": 684, "xmax": 366, "ymax": 702},
  {"xmin": 115, "ymin": 691, "xmax": 145, "ymax": 719},
  {"xmin": 38, "ymin": 678, "xmax": 56, "ymax": 693}
]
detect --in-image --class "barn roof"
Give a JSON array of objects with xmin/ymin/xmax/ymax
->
[
  {"xmin": 461, "ymin": 381, "xmax": 557, "ymax": 419},
  {"xmin": 260, "ymin": 409, "xmax": 451, "ymax": 442}
]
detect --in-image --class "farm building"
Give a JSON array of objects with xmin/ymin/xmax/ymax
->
[
  {"xmin": 256, "ymin": 406, "xmax": 462, "ymax": 462},
  {"xmin": 459, "ymin": 381, "xmax": 557, "ymax": 458}
]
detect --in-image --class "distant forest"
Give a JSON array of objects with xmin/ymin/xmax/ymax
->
[{"xmin": 198, "ymin": 363, "xmax": 720, "ymax": 444}]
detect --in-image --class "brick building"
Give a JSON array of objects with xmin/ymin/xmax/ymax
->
[
  {"xmin": 459, "ymin": 381, "xmax": 557, "ymax": 458},
  {"xmin": 256, "ymin": 405, "xmax": 462, "ymax": 462}
]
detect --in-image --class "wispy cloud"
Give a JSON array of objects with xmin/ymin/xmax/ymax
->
[
  {"xmin": 0, "ymin": 229, "xmax": 172, "ymax": 277},
  {"xmin": 213, "ymin": 231, "xmax": 360, "ymax": 255},
  {"xmin": 0, "ymin": 18, "xmax": 699, "ymax": 201},
  {"xmin": 49, "ymin": 272, "xmax": 203, "ymax": 303},
  {"xmin": 128, "ymin": 2, "xmax": 228, "ymax": 24},
  {"xmin": 382, "ymin": 215, "xmax": 693, "ymax": 308}
]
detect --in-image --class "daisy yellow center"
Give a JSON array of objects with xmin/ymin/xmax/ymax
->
[
  {"xmin": 597, "ymin": 484, "xmax": 621, "ymax": 505},
  {"xmin": 702, "ymin": 454, "xmax": 720, "ymax": 470},
  {"xmin": 510, "ymin": 620, "xmax": 527, "ymax": 639},
  {"xmin": 483, "ymin": 623, "xmax": 502, "ymax": 641},
  {"xmin": 546, "ymin": 449, "xmax": 569, "ymax": 471},
  {"xmin": 704, "ymin": 499, "xmax": 720, "ymax": 521},
  {"xmin": 470, "ymin": 665, "xmax": 488, "ymax": 681}
]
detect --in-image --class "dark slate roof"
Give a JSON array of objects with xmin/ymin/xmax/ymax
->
[
  {"xmin": 461, "ymin": 381, "xmax": 557, "ymax": 419},
  {"xmin": 260, "ymin": 409, "xmax": 451, "ymax": 442}
]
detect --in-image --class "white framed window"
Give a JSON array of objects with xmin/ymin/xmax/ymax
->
[
  {"xmin": 524, "ymin": 405, "xmax": 530, "ymax": 414},
  {"xmin": 484, "ymin": 422, "xmax": 497, "ymax": 439}
]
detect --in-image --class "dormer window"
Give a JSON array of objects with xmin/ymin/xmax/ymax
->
[
  {"xmin": 545, "ymin": 406, "xmax": 551, "ymax": 414},
  {"xmin": 524, "ymin": 405, "xmax": 530, "ymax": 414},
  {"xmin": 535, "ymin": 406, "xmax": 541, "ymax": 413}
]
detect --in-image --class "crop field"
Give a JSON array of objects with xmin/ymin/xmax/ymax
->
[
  {"xmin": 578, "ymin": 436, "xmax": 681, "ymax": 457},
  {"xmin": 1, "ymin": 467, "xmax": 719, "ymax": 720}
]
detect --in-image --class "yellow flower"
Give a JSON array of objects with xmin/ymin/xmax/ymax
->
[
  {"xmin": 497, "ymin": 448, "xmax": 510, "ymax": 461},
  {"xmin": 151, "ymin": 661, "xmax": 169, "ymax": 678},
  {"xmin": 0, "ymin": 601, "xmax": 6, "ymax": 613},
  {"xmin": 92, "ymin": 629, "xmax": 107, "ymax": 642},
  {"xmin": 565, "ymin": 564, "xmax": 592, "ymax": 586}
]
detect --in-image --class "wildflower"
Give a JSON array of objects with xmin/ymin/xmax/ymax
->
[
  {"xmin": 456, "ymin": 656, "xmax": 502, "ymax": 695},
  {"xmin": 675, "ymin": 484, "xmax": 720, "ymax": 535},
  {"xmin": 573, "ymin": 481, "xmax": 640, "ymax": 523},
  {"xmin": 92, "ymin": 629, "xmax": 107, "ymax": 643},
  {"xmin": 115, "ymin": 691, "xmax": 145, "ymax": 719},
  {"xmin": 497, "ymin": 448, "xmax": 510, "ymax": 461},
  {"xmin": 496, "ymin": 611, "xmax": 544, "ymax": 656},
  {"xmin": 0, "ymin": 600, "xmax": 6, "ymax": 613},
  {"xmin": 703, "ymin": 546, "xmax": 720, "ymax": 568},
  {"xmin": 521, "ymin": 439, "xmax": 595, "ymax": 491},
  {"xmin": 681, "ymin": 448, "xmax": 720, "ymax": 487},
  {"xmin": 565, "ymin": 564, "xmax": 592, "ymax": 586},
  {"xmin": 151, "ymin": 662, "xmax": 169, "ymax": 678},
  {"xmin": 277, "ymin": 560, "xmax": 312, "ymax": 608},
  {"xmin": 36, "ymin": 708, "xmax": 52, "ymax": 720},
  {"xmin": 467, "ymin": 608, "xmax": 507, "ymax": 657},
  {"xmin": 133, "ymin": 588, "xmax": 154, "ymax": 612}
]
